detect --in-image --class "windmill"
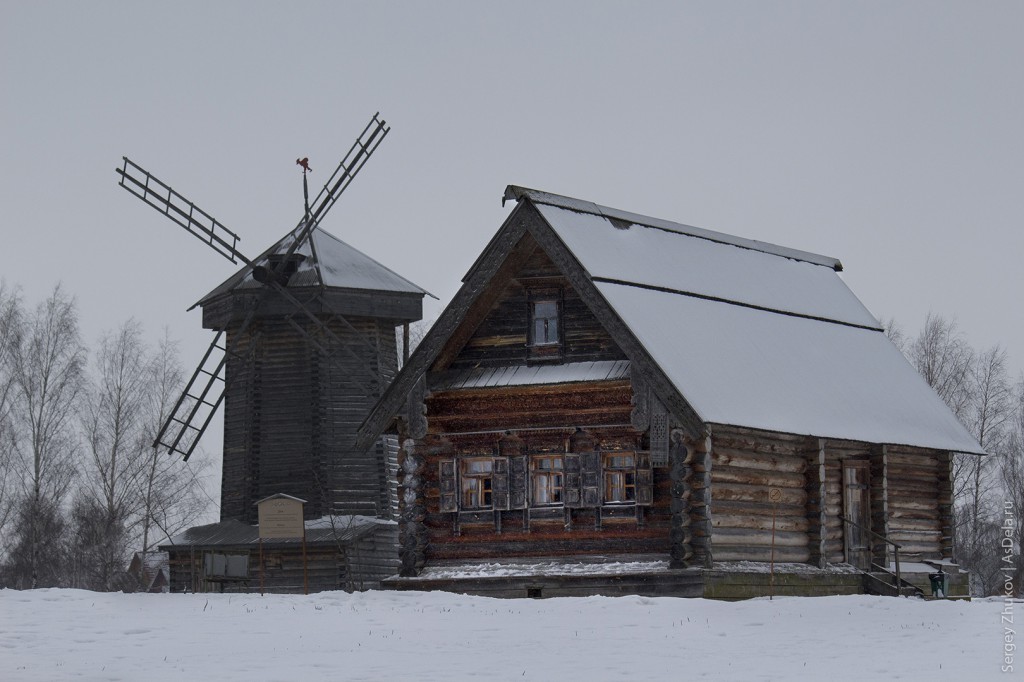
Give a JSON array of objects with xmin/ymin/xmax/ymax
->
[{"xmin": 116, "ymin": 114, "xmax": 428, "ymax": 524}]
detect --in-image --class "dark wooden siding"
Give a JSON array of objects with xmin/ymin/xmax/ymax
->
[
  {"xmin": 220, "ymin": 311, "xmax": 401, "ymax": 524},
  {"xmin": 414, "ymin": 381, "xmax": 667, "ymax": 563},
  {"xmin": 165, "ymin": 525, "xmax": 399, "ymax": 594},
  {"xmin": 450, "ymin": 248, "xmax": 625, "ymax": 369}
]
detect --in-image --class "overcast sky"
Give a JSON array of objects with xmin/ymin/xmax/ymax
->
[{"xmin": 2, "ymin": 2, "xmax": 1021, "ymax": 493}]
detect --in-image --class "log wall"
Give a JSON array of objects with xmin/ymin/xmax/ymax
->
[
  {"xmin": 408, "ymin": 381, "xmax": 669, "ymax": 565},
  {"xmin": 708, "ymin": 427, "xmax": 810, "ymax": 563},
  {"xmin": 165, "ymin": 526, "xmax": 400, "ymax": 594},
  {"xmin": 707, "ymin": 427, "xmax": 951, "ymax": 565},
  {"xmin": 885, "ymin": 445, "xmax": 946, "ymax": 561},
  {"xmin": 221, "ymin": 312, "xmax": 401, "ymax": 523}
]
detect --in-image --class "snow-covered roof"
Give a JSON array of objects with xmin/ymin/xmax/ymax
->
[
  {"xmin": 598, "ymin": 283, "xmax": 982, "ymax": 453},
  {"xmin": 162, "ymin": 515, "xmax": 393, "ymax": 547},
  {"xmin": 196, "ymin": 226, "xmax": 431, "ymax": 306},
  {"xmin": 524, "ymin": 189, "xmax": 983, "ymax": 455},
  {"xmin": 506, "ymin": 185, "xmax": 842, "ymax": 270},
  {"xmin": 537, "ymin": 204, "xmax": 879, "ymax": 329}
]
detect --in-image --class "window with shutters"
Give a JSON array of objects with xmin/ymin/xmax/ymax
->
[
  {"xmin": 603, "ymin": 453, "xmax": 637, "ymax": 503},
  {"xmin": 461, "ymin": 458, "xmax": 494, "ymax": 509},
  {"xmin": 530, "ymin": 455, "xmax": 564, "ymax": 506}
]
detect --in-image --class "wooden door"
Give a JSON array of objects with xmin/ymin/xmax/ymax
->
[{"xmin": 842, "ymin": 461, "xmax": 873, "ymax": 570}]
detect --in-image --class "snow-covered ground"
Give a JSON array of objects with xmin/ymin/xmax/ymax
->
[{"xmin": 0, "ymin": 588, "xmax": 1010, "ymax": 681}]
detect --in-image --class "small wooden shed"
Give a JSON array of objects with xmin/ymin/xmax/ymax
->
[
  {"xmin": 160, "ymin": 515, "xmax": 398, "ymax": 594},
  {"xmin": 357, "ymin": 186, "xmax": 984, "ymax": 598}
]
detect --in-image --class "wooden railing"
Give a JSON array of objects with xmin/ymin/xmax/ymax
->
[{"xmin": 838, "ymin": 515, "xmax": 907, "ymax": 594}]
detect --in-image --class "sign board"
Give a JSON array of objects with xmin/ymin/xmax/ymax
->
[
  {"xmin": 257, "ymin": 496, "xmax": 305, "ymax": 539},
  {"xmin": 768, "ymin": 487, "xmax": 783, "ymax": 503}
]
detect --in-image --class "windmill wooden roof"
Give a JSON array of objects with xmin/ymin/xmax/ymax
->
[
  {"xmin": 194, "ymin": 225, "xmax": 431, "ymax": 308},
  {"xmin": 359, "ymin": 186, "xmax": 983, "ymax": 456}
]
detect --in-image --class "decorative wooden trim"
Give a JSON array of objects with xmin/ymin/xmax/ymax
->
[
  {"xmin": 649, "ymin": 399, "xmax": 669, "ymax": 467},
  {"xmin": 406, "ymin": 375, "xmax": 428, "ymax": 440},
  {"xmin": 630, "ymin": 369, "xmax": 650, "ymax": 431},
  {"xmin": 397, "ymin": 437, "xmax": 425, "ymax": 577},
  {"xmin": 669, "ymin": 429, "xmax": 694, "ymax": 568}
]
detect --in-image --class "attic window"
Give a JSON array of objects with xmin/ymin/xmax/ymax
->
[
  {"xmin": 532, "ymin": 301, "xmax": 559, "ymax": 345},
  {"xmin": 527, "ymin": 287, "xmax": 562, "ymax": 360}
]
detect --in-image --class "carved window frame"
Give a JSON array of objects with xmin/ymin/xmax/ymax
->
[
  {"xmin": 460, "ymin": 457, "xmax": 494, "ymax": 510},
  {"xmin": 603, "ymin": 453, "xmax": 637, "ymax": 504},
  {"xmin": 529, "ymin": 454, "xmax": 565, "ymax": 507}
]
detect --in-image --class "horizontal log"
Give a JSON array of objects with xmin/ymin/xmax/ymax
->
[
  {"xmin": 712, "ymin": 546, "xmax": 812, "ymax": 563},
  {"xmin": 712, "ymin": 527, "xmax": 808, "ymax": 547},
  {"xmin": 710, "ymin": 425, "xmax": 808, "ymax": 448},
  {"xmin": 889, "ymin": 530, "xmax": 942, "ymax": 543},
  {"xmin": 712, "ymin": 447, "xmax": 808, "ymax": 473},
  {"xmin": 885, "ymin": 464, "xmax": 940, "ymax": 481},
  {"xmin": 712, "ymin": 482, "xmax": 807, "ymax": 507},
  {"xmin": 712, "ymin": 499, "xmax": 806, "ymax": 518},
  {"xmin": 886, "ymin": 445, "xmax": 943, "ymax": 458},
  {"xmin": 884, "ymin": 518, "xmax": 937, "ymax": 532},
  {"xmin": 713, "ymin": 514, "xmax": 810, "ymax": 533},
  {"xmin": 891, "ymin": 542, "xmax": 941, "ymax": 555},
  {"xmin": 888, "ymin": 479, "xmax": 941, "ymax": 496},
  {"xmin": 888, "ymin": 498, "xmax": 939, "ymax": 512},
  {"xmin": 712, "ymin": 466, "xmax": 806, "ymax": 488}
]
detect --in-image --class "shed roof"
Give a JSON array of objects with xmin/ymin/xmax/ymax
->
[
  {"xmin": 195, "ymin": 225, "xmax": 431, "ymax": 308},
  {"xmin": 161, "ymin": 515, "xmax": 392, "ymax": 548}
]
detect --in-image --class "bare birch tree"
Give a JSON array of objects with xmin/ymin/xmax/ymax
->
[
  {"xmin": 74, "ymin": 320, "xmax": 151, "ymax": 589},
  {"xmin": 136, "ymin": 329, "xmax": 211, "ymax": 555},
  {"xmin": 908, "ymin": 313, "xmax": 974, "ymax": 420},
  {"xmin": 0, "ymin": 281, "xmax": 23, "ymax": 548},
  {"xmin": 71, "ymin": 324, "xmax": 211, "ymax": 589},
  {"xmin": 6, "ymin": 284, "xmax": 85, "ymax": 588}
]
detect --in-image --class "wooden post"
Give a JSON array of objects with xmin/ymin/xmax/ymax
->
[
  {"xmin": 259, "ymin": 538, "xmax": 264, "ymax": 596},
  {"xmin": 402, "ymin": 322, "xmax": 410, "ymax": 365},
  {"xmin": 805, "ymin": 438, "xmax": 828, "ymax": 569},
  {"xmin": 870, "ymin": 444, "xmax": 890, "ymax": 566},
  {"xmin": 302, "ymin": 531, "xmax": 309, "ymax": 596},
  {"xmin": 769, "ymin": 487, "xmax": 782, "ymax": 600}
]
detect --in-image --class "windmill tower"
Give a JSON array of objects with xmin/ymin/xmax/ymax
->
[{"xmin": 117, "ymin": 114, "xmax": 428, "ymax": 525}]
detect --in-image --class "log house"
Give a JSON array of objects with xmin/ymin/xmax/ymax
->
[{"xmin": 358, "ymin": 186, "xmax": 984, "ymax": 598}]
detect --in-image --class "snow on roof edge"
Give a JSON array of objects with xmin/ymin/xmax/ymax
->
[{"xmin": 504, "ymin": 185, "xmax": 843, "ymax": 271}]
